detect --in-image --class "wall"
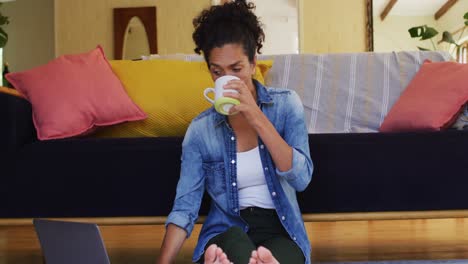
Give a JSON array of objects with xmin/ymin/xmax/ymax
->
[
  {"xmin": 2, "ymin": 0, "xmax": 372, "ymax": 71},
  {"xmin": 374, "ymin": 16, "xmax": 435, "ymax": 52},
  {"xmin": 2, "ymin": 0, "xmax": 55, "ymax": 72},
  {"xmin": 254, "ymin": 0, "xmax": 299, "ymax": 54},
  {"xmin": 55, "ymin": 0, "xmax": 211, "ymax": 58},
  {"xmin": 373, "ymin": 1, "xmax": 468, "ymax": 54},
  {"xmin": 437, "ymin": 0, "xmax": 468, "ymax": 39},
  {"xmin": 299, "ymin": 0, "xmax": 367, "ymax": 53},
  {"xmin": 55, "ymin": 0, "xmax": 367, "ymax": 57},
  {"xmin": 437, "ymin": 0, "xmax": 468, "ymax": 53},
  {"xmin": 3, "ymin": 0, "xmax": 368, "ymax": 72}
]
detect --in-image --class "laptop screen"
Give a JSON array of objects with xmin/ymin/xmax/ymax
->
[{"xmin": 33, "ymin": 219, "xmax": 111, "ymax": 264}]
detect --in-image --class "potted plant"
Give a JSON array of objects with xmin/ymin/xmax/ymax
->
[
  {"xmin": 0, "ymin": 3, "xmax": 9, "ymax": 48},
  {"xmin": 408, "ymin": 11, "xmax": 468, "ymax": 51},
  {"xmin": 0, "ymin": 2, "xmax": 9, "ymax": 86}
]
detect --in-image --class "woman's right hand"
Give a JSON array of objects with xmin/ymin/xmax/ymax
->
[
  {"xmin": 223, "ymin": 79, "xmax": 263, "ymax": 126},
  {"xmin": 156, "ymin": 224, "xmax": 188, "ymax": 264}
]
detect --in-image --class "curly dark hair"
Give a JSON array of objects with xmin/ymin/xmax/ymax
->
[{"xmin": 192, "ymin": 0, "xmax": 265, "ymax": 64}]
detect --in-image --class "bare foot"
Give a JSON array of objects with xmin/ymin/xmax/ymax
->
[
  {"xmin": 204, "ymin": 244, "xmax": 232, "ymax": 264},
  {"xmin": 248, "ymin": 246, "xmax": 280, "ymax": 264}
]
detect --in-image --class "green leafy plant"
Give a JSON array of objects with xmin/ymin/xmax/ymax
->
[
  {"xmin": 408, "ymin": 11, "xmax": 468, "ymax": 51},
  {"xmin": 0, "ymin": 3, "xmax": 10, "ymax": 48}
]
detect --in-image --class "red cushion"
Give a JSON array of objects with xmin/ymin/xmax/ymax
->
[
  {"xmin": 380, "ymin": 60, "xmax": 468, "ymax": 132},
  {"xmin": 6, "ymin": 46, "xmax": 146, "ymax": 140}
]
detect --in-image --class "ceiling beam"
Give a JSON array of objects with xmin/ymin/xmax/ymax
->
[
  {"xmin": 435, "ymin": 0, "xmax": 459, "ymax": 20},
  {"xmin": 380, "ymin": 0, "xmax": 398, "ymax": 21}
]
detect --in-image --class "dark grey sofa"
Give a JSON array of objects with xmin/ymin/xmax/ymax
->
[{"xmin": 1, "ymin": 92, "xmax": 467, "ymax": 219}]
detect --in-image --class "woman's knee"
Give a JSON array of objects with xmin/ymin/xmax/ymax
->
[
  {"xmin": 204, "ymin": 226, "xmax": 255, "ymax": 264},
  {"xmin": 261, "ymin": 237, "xmax": 304, "ymax": 263}
]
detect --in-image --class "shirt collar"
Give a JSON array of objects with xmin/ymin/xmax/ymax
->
[{"xmin": 214, "ymin": 79, "xmax": 273, "ymax": 127}]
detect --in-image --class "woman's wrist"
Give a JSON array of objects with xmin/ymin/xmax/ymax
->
[{"xmin": 247, "ymin": 106, "xmax": 267, "ymax": 131}]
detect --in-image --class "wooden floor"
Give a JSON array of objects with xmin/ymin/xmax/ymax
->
[{"xmin": 1, "ymin": 217, "xmax": 468, "ymax": 264}]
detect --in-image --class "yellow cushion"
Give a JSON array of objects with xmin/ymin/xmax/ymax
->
[
  {"xmin": 0, "ymin": 86, "xmax": 25, "ymax": 98},
  {"xmin": 92, "ymin": 60, "xmax": 273, "ymax": 138},
  {"xmin": 255, "ymin": 61, "xmax": 273, "ymax": 84}
]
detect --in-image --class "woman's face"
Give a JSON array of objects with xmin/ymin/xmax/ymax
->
[{"xmin": 208, "ymin": 43, "xmax": 257, "ymax": 92}]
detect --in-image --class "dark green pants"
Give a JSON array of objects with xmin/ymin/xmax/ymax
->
[{"xmin": 200, "ymin": 207, "xmax": 304, "ymax": 263}]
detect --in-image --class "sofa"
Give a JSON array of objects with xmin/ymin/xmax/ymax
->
[{"xmin": 1, "ymin": 50, "xmax": 468, "ymax": 220}]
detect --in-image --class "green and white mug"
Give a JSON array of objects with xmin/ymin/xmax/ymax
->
[{"xmin": 203, "ymin": 75, "xmax": 240, "ymax": 115}]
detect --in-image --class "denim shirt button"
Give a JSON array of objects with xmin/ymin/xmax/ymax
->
[
  {"xmin": 232, "ymin": 182, "xmax": 237, "ymax": 187},
  {"xmin": 293, "ymin": 236, "xmax": 297, "ymax": 241},
  {"xmin": 231, "ymin": 160, "xmax": 236, "ymax": 164},
  {"xmin": 281, "ymin": 216, "xmax": 286, "ymax": 221},
  {"xmin": 231, "ymin": 136, "xmax": 235, "ymax": 141},
  {"xmin": 264, "ymin": 167, "xmax": 268, "ymax": 171},
  {"xmin": 260, "ymin": 144, "xmax": 265, "ymax": 149},
  {"xmin": 272, "ymin": 192, "xmax": 277, "ymax": 196},
  {"xmin": 234, "ymin": 208, "xmax": 238, "ymax": 213}
]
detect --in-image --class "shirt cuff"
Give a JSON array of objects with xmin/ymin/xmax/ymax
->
[
  {"xmin": 165, "ymin": 211, "xmax": 195, "ymax": 238},
  {"xmin": 275, "ymin": 147, "xmax": 305, "ymax": 181}
]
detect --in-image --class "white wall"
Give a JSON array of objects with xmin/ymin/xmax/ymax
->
[
  {"xmin": 374, "ymin": 15, "xmax": 436, "ymax": 52},
  {"xmin": 436, "ymin": 0, "xmax": 468, "ymax": 55},
  {"xmin": 254, "ymin": 0, "xmax": 299, "ymax": 54},
  {"xmin": 437, "ymin": 0, "xmax": 468, "ymax": 38},
  {"xmin": 374, "ymin": 0, "xmax": 468, "ymax": 53}
]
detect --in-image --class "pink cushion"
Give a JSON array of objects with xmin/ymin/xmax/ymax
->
[
  {"xmin": 6, "ymin": 46, "xmax": 146, "ymax": 140},
  {"xmin": 380, "ymin": 60, "xmax": 468, "ymax": 132}
]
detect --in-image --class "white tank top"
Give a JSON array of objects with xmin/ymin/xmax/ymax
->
[{"xmin": 236, "ymin": 146, "xmax": 275, "ymax": 209}]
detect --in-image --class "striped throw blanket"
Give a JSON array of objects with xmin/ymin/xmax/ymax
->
[{"xmin": 262, "ymin": 51, "xmax": 451, "ymax": 133}]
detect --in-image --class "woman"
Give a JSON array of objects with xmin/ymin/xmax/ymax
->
[{"xmin": 157, "ymin": 1, "xmax": 313, "ymax": 263}]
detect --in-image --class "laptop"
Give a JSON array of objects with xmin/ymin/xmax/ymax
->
[{"xmin": 33, "ymin": 219, "xmax": 111, "ymax": 264}]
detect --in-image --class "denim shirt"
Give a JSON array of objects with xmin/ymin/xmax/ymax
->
[{"xmin": 166, "ymin": 80, "xmax": 314, "ymax": 263}]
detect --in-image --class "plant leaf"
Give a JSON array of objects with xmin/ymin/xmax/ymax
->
[
  {"xmin": 0, "ymin": 16, "xmax": 9, "ymax": 26},
  {"xmin": 0, "ymin": 37, "xmax": 7, "ymax": 48},
  {"xmin": 421, "ymin": 26, "xmax": 438, "ymax": 40},
  {"xmin": 408, "ymin": 26, "xmax": 423, "ymax": 38},
  {"xmin": 408, "ymin": 25, "xmax": 438, "ymax": 40},
  {"xmin": 0, "ymin": 27, "xmax": 8, "ymax": 48},
  {"xmin": 441, "ymin": 31, "xmax": 458, "ymax": 45},
  {"xmin": 464, "ymin": 12, "xmax": 468, "ymax": 20},
  {"xmin": 417, "ymin": 46, "xmax": 431, "ymax": 51}
]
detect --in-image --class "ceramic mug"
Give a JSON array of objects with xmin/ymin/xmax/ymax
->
[{"xmin": 203, "ymin": 75, "xmax": 240, "ymax": 115}]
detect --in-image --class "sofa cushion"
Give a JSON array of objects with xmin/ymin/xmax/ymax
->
[
  {"xmin": 5, "ymin": 46, "xmax": 147, "ymax": 140},
  {"xmin": 264, "ymin": 51, "xmax": 451, "ymax": 133},
  {"xmin": 92, "ymin": 59, "xmax": 272, "ymax": 138},
  {"xmin": 140, "ymin": 53, "xmax": 272, "ymax": 85},
  {"xmin": 0, "ymin": 92, "xmax": 36, "ymax": 150},
  {"xmin": 0, "ymin": 86, "xmax": 24, "ymax": 98},
  {"xmin": 379, "ymin": 60, "xmax": 468, "ymax": 132}
]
